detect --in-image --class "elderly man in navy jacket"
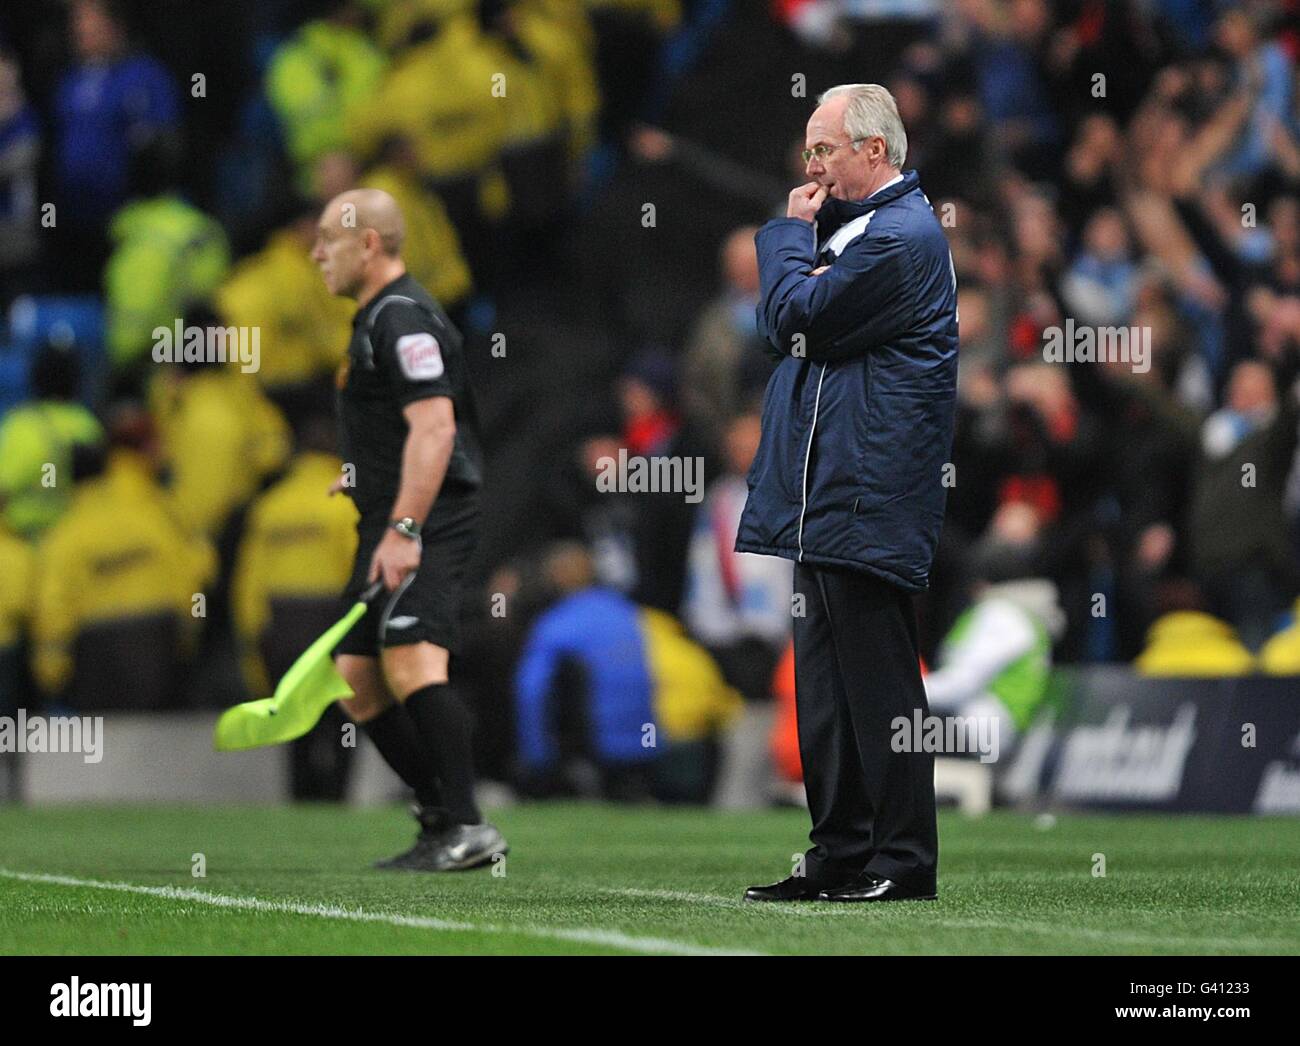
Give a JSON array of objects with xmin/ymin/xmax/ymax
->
[{"xmin": 738, "ymin": 84, "xmax": 958, "ymax": 903}]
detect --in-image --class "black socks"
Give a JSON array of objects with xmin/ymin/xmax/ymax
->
[
  {"xmin": 404, "ymin": 682, "xmax": 482, "ymax": 825},
  {"xmin": 362, "ymin": 703, "xmax": 444, "ymax": 815}
]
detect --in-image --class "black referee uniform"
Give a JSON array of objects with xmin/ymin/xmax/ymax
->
[{"xmin": 334, "ymin": 273, "xmax": 482, "ymax": 658}]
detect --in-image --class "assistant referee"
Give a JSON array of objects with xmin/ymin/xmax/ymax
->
[{"xmin": 313, "ymin": 188, "xmax": 506, "ymax": 871}]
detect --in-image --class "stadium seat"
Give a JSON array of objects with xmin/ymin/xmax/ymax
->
[
  {"xmin": 6, "ymin": 295, "xmax": 107, "ymax": 406},
  {"xmin": 0, "ymin": 346, "xmax": 30, "ymax": 417}
]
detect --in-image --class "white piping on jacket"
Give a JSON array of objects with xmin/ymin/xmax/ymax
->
[{"xmin": 797, "ymin": 363, "xmax": 826, "ymax": 562}]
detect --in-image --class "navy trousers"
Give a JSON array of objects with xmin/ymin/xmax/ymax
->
[{"xmin": 792, "ymin": 561, "xmax": 938, "ymax": 889}]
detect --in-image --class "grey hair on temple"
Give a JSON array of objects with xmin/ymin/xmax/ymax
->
[{"xmin": 818, "ymin": 83, "xmax": 908, "ymax": 169}]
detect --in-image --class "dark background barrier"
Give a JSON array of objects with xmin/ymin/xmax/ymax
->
[{"xmin": 1003, "ymin": 668, "xmax": 1300, "ymax": 814}]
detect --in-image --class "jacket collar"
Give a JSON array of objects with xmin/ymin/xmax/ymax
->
[{"xmin": 815, "ymin": 169, "xmax": 920, "ymax": 238}]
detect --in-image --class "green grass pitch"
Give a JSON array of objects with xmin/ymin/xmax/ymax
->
[{"xmin": 1, "ymin": 803, "xmax": 1297, "ymax": 955}]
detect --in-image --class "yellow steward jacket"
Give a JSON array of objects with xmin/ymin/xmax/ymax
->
[
  {"xmin": 347, "ymin": 18, "xmax": 510, "ymax": 181},
  {"xmin": 0, "ymin": 526, "xmax": 34, "ymax": 650},
  {"xmin": 1259, "ymin": 600, "xmax": 1300, "ymax": 675},
  {"xmin": 31, "ymin": 458, "xmax": 215, "ymax": 694},
  {"xmin": 0, "ymin": 399, "xmax": 103, "ymax": 538},
  {"xmin": 149, "ymin": 370, "xmax": 291, "ymax": 538},
  {"xmin": 512, "ymin": 1, "xmax": 601, "ymax": 162},
  {"xmin": 639, "ymin": 607, "xmax": 742, "ymax": 742},
  {"xmin": 265, "ymin": 19, "xmax": 386, "ymax": 176},
  {"xmin": 105, "ymin": 195, "xmax": 230, "ymax": 367},
  {"xmin": 1134, "ymin": 612, "xmax": 1256, "ymax": 677},
  {"xmin": 231, "ymin": 452, "xmax": 359, "ymax": 693},
  {"xmin": 216, "ymin": 229, "xmax": 353, "ymax": 389},
  {"xmin": 359, "ymin": 167, "xmax": 472, "ymax": 308}
]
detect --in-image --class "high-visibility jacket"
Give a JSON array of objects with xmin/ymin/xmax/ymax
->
[
  {"xmin": 1134, "ymin": 612, "xmax": 1256, "ymax": 676},
  {"xmin": 474, "ymin": 20, "xmax": 568, "ymax": 148},
  {"xmin": 103, "ymin": 449, "xmax": 217, "ymax": 589},
  {"xmin": 347, "ymin": 18, "xmax": 511, "ymax": 181},
  {"xmin": 216, "ymin": 229, "xmax": 354, "ymax": 389},
  {"xmin": 265, "ymin": 19, "xmax": 386, "ymax": 176},
  {"xmin": 231, "ymin": 452, "xmax": 359, "ymax": 694},
  {"xmin": 359, "ymin": 167, "xmax": 472, "ymax": 308},
  {"xmin": 31, "ymin": 460, "xmax": 214, "ymax": 694},
  {"xmin": 0, "ymin": 526, "xmax": 34, "ymax": 650},
  {"xmin": 150, "ymin": 369, "xmax": 291, "ymax": 537},
  {"xmin": 512, "ymin": 1, "xmax": 601, "ymax": 162},
  {"xmin": 640, "ymin": 606, "xmax": 742, "ymax": 742},
  {"xmin": 1258, "ymin": 600, "xmax": 1300, "ymax": 675},
  {"xmin": 105, "ymin": 195, "xmax": 230, "ymax": 367},
  {"xmin": 0, "ymin": 400, "xmax": 103, "ymax": 538},
  {"xmin": 365, "ymin": 0, "xmax": 475, "ymax": 53}
]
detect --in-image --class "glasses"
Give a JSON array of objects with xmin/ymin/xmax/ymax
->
[{"xmin": 802, "ymin": 138, "xmax": 867, "ymax": 164}]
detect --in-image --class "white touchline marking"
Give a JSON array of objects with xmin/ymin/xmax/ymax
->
[
  {"xmin": 595, "ymin": 886, "xmax": 845, "ymax": 917},
  {"xmin": 0, "ymin": 868, "xmax": 762, "ymax": 957},
  {"xmin": 591, "ymin": 888, "xmax": 1286, "ymax": 950},
  {"xmin": 603, "ymin": 886, "xmax": 743, "ymax": 904},
  {"xmin": 11, "ymin": 869, "xmax": 1274, "ymax": 953},
  {"xmin": 922, "ymin": 917, "xmax": 1281, "ymax": 952}
]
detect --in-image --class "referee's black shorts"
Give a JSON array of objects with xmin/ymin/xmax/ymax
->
[{"xmin": 334, "ymin": 495, "xmax": 478, "ymax": 658}]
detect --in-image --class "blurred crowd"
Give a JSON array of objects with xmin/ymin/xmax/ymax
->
[{"xmin": 1, "ymin": 0, "xmax": 1299, "ymax": 804}]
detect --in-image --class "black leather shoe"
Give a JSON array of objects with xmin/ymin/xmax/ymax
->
[
  {"xmin": 816, "ymin": 872, "xmax": 937, "ymax": 903},
  {"xmin": 743, "ymin": 875, "xmax": 827, "ymax": 902}
]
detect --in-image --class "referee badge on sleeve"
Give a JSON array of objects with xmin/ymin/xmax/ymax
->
[{"xmin": 396, "ymin": 332, "xmax": 445, "ymax": 380}]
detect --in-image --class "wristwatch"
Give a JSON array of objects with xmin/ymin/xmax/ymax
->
[{"xmin": 390, "ymin": 517, "xmax": 421, "ymax": 541}]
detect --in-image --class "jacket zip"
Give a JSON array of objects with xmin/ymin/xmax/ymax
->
[{"xmin": 797, "ymin": 363, "xmax": 826, "ymax": 562}]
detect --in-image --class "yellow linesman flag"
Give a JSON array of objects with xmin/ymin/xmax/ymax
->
[{"xmin": 214, "ymin": 583, "xmax": 381, "ymax": 751}]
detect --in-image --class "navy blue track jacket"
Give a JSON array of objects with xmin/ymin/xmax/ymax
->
[{"xmin": 735, "ymin": 169, "xmax": 959, "ymax": 592}]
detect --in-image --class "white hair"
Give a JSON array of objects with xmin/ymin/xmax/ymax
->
[{"xmin": 818, "ymin": 83, "xmax": 907, "ymax": 169}]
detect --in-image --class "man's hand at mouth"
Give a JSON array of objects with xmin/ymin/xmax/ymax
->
[{"xmin": 787, "ymin": 181, "xmax": 828, "ymax": 223}]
